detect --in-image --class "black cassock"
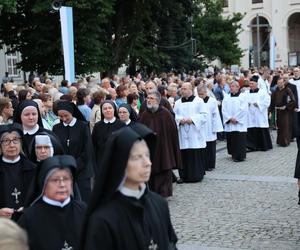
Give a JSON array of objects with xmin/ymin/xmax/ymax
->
[
  {"xmin": 53, "ymin": 120, "xmax": 95, "ymax": 202},
  {"xmin": 0, "ymin": 156, "xmax": 36, "ymax": 221},
  {"xmin": 18, "ymin": 199, "xmax": 86, "ymax": 250},
  {"xmin": 91, "ymin": 119, "xmax": 125, "ymax": 171},
  {"xmin": 294, "ymin": 140, "xmax": 300, "ymax": 179},
  {"xmin": 84, "ymin": 190, "xmax": 177, "ymax": 250}
]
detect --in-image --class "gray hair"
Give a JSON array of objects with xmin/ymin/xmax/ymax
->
[
  {"xmin": 197, "ymin": 84, "xmax": 207, "ymax": 93},
  {"xmin": 147, "ymin": 90, "xmax": 161, "ymax": 102}
]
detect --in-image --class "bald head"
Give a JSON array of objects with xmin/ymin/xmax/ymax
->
[{"xmin": 181, "ymin": 82, "xmax": 193, "ymax": 98}]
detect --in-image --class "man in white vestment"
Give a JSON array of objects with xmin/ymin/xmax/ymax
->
[
  {"xmin": 197, "ymin": 84, "xmax": 223, "ymax": 171},
  {"xmin": 174, "ymin": 82, "xmax": 207, "ymax": 182},
  {"xmin": 245, "ymin": 76, "xmax": 273, "ymax": 151},
  {"xmin": 258, "ymin": 69, "xmax": 271, "ymax": 95},
  {"xmin": 222, "ymin": 81, "xmax": 248, "ymax": 162}
]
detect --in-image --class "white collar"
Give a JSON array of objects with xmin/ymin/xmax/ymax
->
[
  {"xmin": 23, "ymin": 124, "xmax": 39, "ymax": 135},
  {"xmin": 103, "ymin": 117, "xmax": 116, "ymax": 124},
  {"xmin": 2, "ymin": 155, "xmax": 21, "ymax": 163},
  {"xmin": 125, "ymin": 119, "xmax": 131, "ymax": 125},
  {"xmin": 119, "ymin": 183, "xmax": 146, "ymax": 199},
  {"xmin": 42, "ymin": 196, "xmax": 71, "ymax": 208},
  {"xmin": 63, "ymin": 117, "xmax": 77, "ymax": 127}
]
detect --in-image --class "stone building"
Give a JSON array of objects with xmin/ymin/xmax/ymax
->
[{"xmin": 222, "ymin": 0, "xmax": 300, "ymax": 68}]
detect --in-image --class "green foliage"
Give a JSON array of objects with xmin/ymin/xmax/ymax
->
[
  {"xmin": 0, "ymin": 0, "xmax": 17, "ymax": 13},
  {"xmin": 193, "ymin": 0, "xmax": 244, "ymax": 66},
  {"xmin": 0, "ymin": 0, "xmax": 244, "ymax": 76}
]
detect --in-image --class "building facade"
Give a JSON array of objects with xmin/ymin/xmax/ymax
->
[
  {"xmin": 222, "ymin": 0, "xmax": 300, "ymax": 68},
  {"xmin": 0, "ymin": 45, "xmax": 25, "ymax": 85}
]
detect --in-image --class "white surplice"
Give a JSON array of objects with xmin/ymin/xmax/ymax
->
[
  {"xmin": 222, "ymin": 93, "xmax": 248, "ymax": 132},
  {"xmin": 245, "ymin": 89, "xmax": 270, "ymax": 128},
  {"xmin": 174, "ymin": 96, "xmax": 208, "ymax": 149},
  {"xmin": 203, "ymin": 97, "xmax": 223, "ymax": 142}
]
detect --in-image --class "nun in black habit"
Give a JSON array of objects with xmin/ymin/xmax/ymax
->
[
  {"xmin": 0, "ymin": 123, "xmax": 37, "ymax": 221},
  {"xmin": 91, "ymin": 100, "xmax": 125, "ymax": 171},
  {"xmin": 81, "ymin": 124, "xmax": 178, "ymax": 250},
  {"xmin": 53, "ymin": 101, "xmax": 95, "ymax": 203},
  {"xmin": 18, "ymin": 155, "xmax": 86, "ymax": 250},
  {"xmin": 118, "ymin": 103, "xmax": 138, "ymax": 127},
  {"xmin": 13, "ymin": 100, "xmax": 55, "ymax": 158}
]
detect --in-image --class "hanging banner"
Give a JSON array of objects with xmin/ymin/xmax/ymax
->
[{"xmin": 59, "ymin": 6, "xmax": 75, "ymax": 83}]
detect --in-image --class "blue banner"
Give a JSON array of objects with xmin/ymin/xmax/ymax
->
[{"xmin": 60, "ymin": 6, "xmax": 75, "ymax": 83}]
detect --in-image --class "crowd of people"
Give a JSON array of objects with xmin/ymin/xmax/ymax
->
[{"xmin": 0, "ymin": 65, "xmax": 299, "ymax": 250}]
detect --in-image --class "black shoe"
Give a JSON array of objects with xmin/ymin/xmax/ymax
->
[
  {"xmin": 176, "ymin": 178, "xmax": 184, "ymax": 184},
  {"xmin": 298, "ymin": 190, "xmax": 300, "ymax": 205},
  {"xmin": 233, "ymin": 158, "xmax": 244, "ymax": 162}
]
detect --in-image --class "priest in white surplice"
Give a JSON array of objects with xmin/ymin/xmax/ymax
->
[
  {"xmin": 197, "ymin": 84, "xmax": 223, "ymax": 171},
  {"xmin": 222, "ymin": 81, "xmax": 248, "ymax": 162},
  {"xmin": 245, "ymin": 76, "xmax": 273, "ymax": 151},
  {"xmin": 174, "ymin": 82, "xmax": 208, "ymax": 182}
]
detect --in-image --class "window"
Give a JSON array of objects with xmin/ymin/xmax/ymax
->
[
  {"xmin": 223, "ymin": 0, "xmax": 229, "ymax": 7},
  {"xmin": 252, "ymin": 0, "xmax": 263, "ymax": 3},
  {"xmin": 6, "ymin": 51, "xmax": 19, "ymax": 76}
]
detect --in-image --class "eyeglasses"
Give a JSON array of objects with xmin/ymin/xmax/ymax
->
[
  {"xmin": 48, "ymin": 176, "xmax": 72, "ymax": 185},
  {"xmin": 1, "ymin": 138, "xmax": 21, "ymax": 146}
]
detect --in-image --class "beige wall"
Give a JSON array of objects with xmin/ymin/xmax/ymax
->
[{"xmin": 222, "ymin": 0, "xmax": 300, "ymax": 68}]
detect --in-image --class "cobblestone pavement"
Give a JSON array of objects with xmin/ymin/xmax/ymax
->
[{"xmin": 169, "ymin": 132, "xmax": 300, "ymax": 250}]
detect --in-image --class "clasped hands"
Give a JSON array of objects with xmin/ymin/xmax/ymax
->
[
  {"xmin": 0, "ymin": 207, "xmax": 23, "ymax": 219},
  {"xmin": 180, "ymin": 118, "xmax": 193, "ymax": 125}
]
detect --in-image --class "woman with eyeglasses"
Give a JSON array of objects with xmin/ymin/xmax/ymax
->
[
  {"xmin": 18, "ymin": 155, "xmax": 86, "ymax": 250},
  {"xmin": 0, "ymin": 123, "xmax": 37, "ymax": 221}
]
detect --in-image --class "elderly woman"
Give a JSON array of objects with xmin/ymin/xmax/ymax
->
[
  {"xmin": 82, "ymin": 125, "xmax": 177, "ymax": 250},
  {"xmin": 118, "ymin": 103, "xmax": 138, "ymax": 126},
  {"xmin": 0, "ymin": 123, "xmax": 37, "ymax": 221},
  {"xmin": 53, "ymin": 101, "xmax": 94, "ymax": 203},
  {"xmin": 29, "ymin": 133, "xmax": 64, "ymax": 165},
  {"xmin": 92, "ymin": 100, "xmax": 125, "ymax": 172},
  {"xmin": 18, "ymin": 155, "xmax": 86, "ymax": 250}
]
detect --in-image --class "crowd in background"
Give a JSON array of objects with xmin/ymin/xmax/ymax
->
[{"xmin": 0, "ymin": 65, "xmax": 299, "ymax": 250}]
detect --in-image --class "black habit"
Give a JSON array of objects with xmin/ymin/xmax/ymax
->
[
  {"xmin": 84, "ymin": 191, "xmax": 177, "ymax": 250},
  {"xmin": 91, "ymin": 119, "xmax": 125, "ymax": 171},
  {"xmin": 0, "ymin": 155, "xmax": 37, "ymax": 221},
  {"xmin": 18, "ymin": 199, "xmax": 86, "ymax": 250},
  {"xmin": 82, "ymin": 125, "xmax": 177, "ymax": 250},
  {"xmin": 53, "ymin": 120, "xmax": 95, "ymax": 202}
]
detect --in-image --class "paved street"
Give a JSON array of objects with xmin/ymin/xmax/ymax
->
[{"xmin": 169, "ymin": 131, "xmax": 300, "ymax": 250}]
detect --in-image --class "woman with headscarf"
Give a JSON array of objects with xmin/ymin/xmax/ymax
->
[
  {"xmin": 18, "ymin": 155, "xmax": 86, "ymax": 250},
  {"xmin": 53, "ymin": 101, "xmax": 94, "ymax": 203},
  {"xmin": 0, "ymin": 123, "xmax": 37, "ymax": 221},
  {"xmin": 13, "ymin": 100, "xmax": 55, "ymax": 158},
  {"xmin": 30, "ymin": 133, "xmax": 64, "ymax": 165},
  {"xmin": 118, "ymin": 103, "xmax": 138, "ymax": 127},
  {"xmin": 92, "ymin": 100, "xmax": 125, "ymax": 172},
  {"xmin": 82, "ymin": 124, "xmax": 178, "ymax": 250}
]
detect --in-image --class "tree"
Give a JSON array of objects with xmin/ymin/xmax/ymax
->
[
  {"xmin": 0, "ymin": 0, "xmax": 114, "ymax": 75},
  {"xmin": 0, "ymin": 0, "xmax": 243, "ymax": 76},
  {"xmin": 193, "ymin": 0, "xmax": 244, "ymax": 66}
]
